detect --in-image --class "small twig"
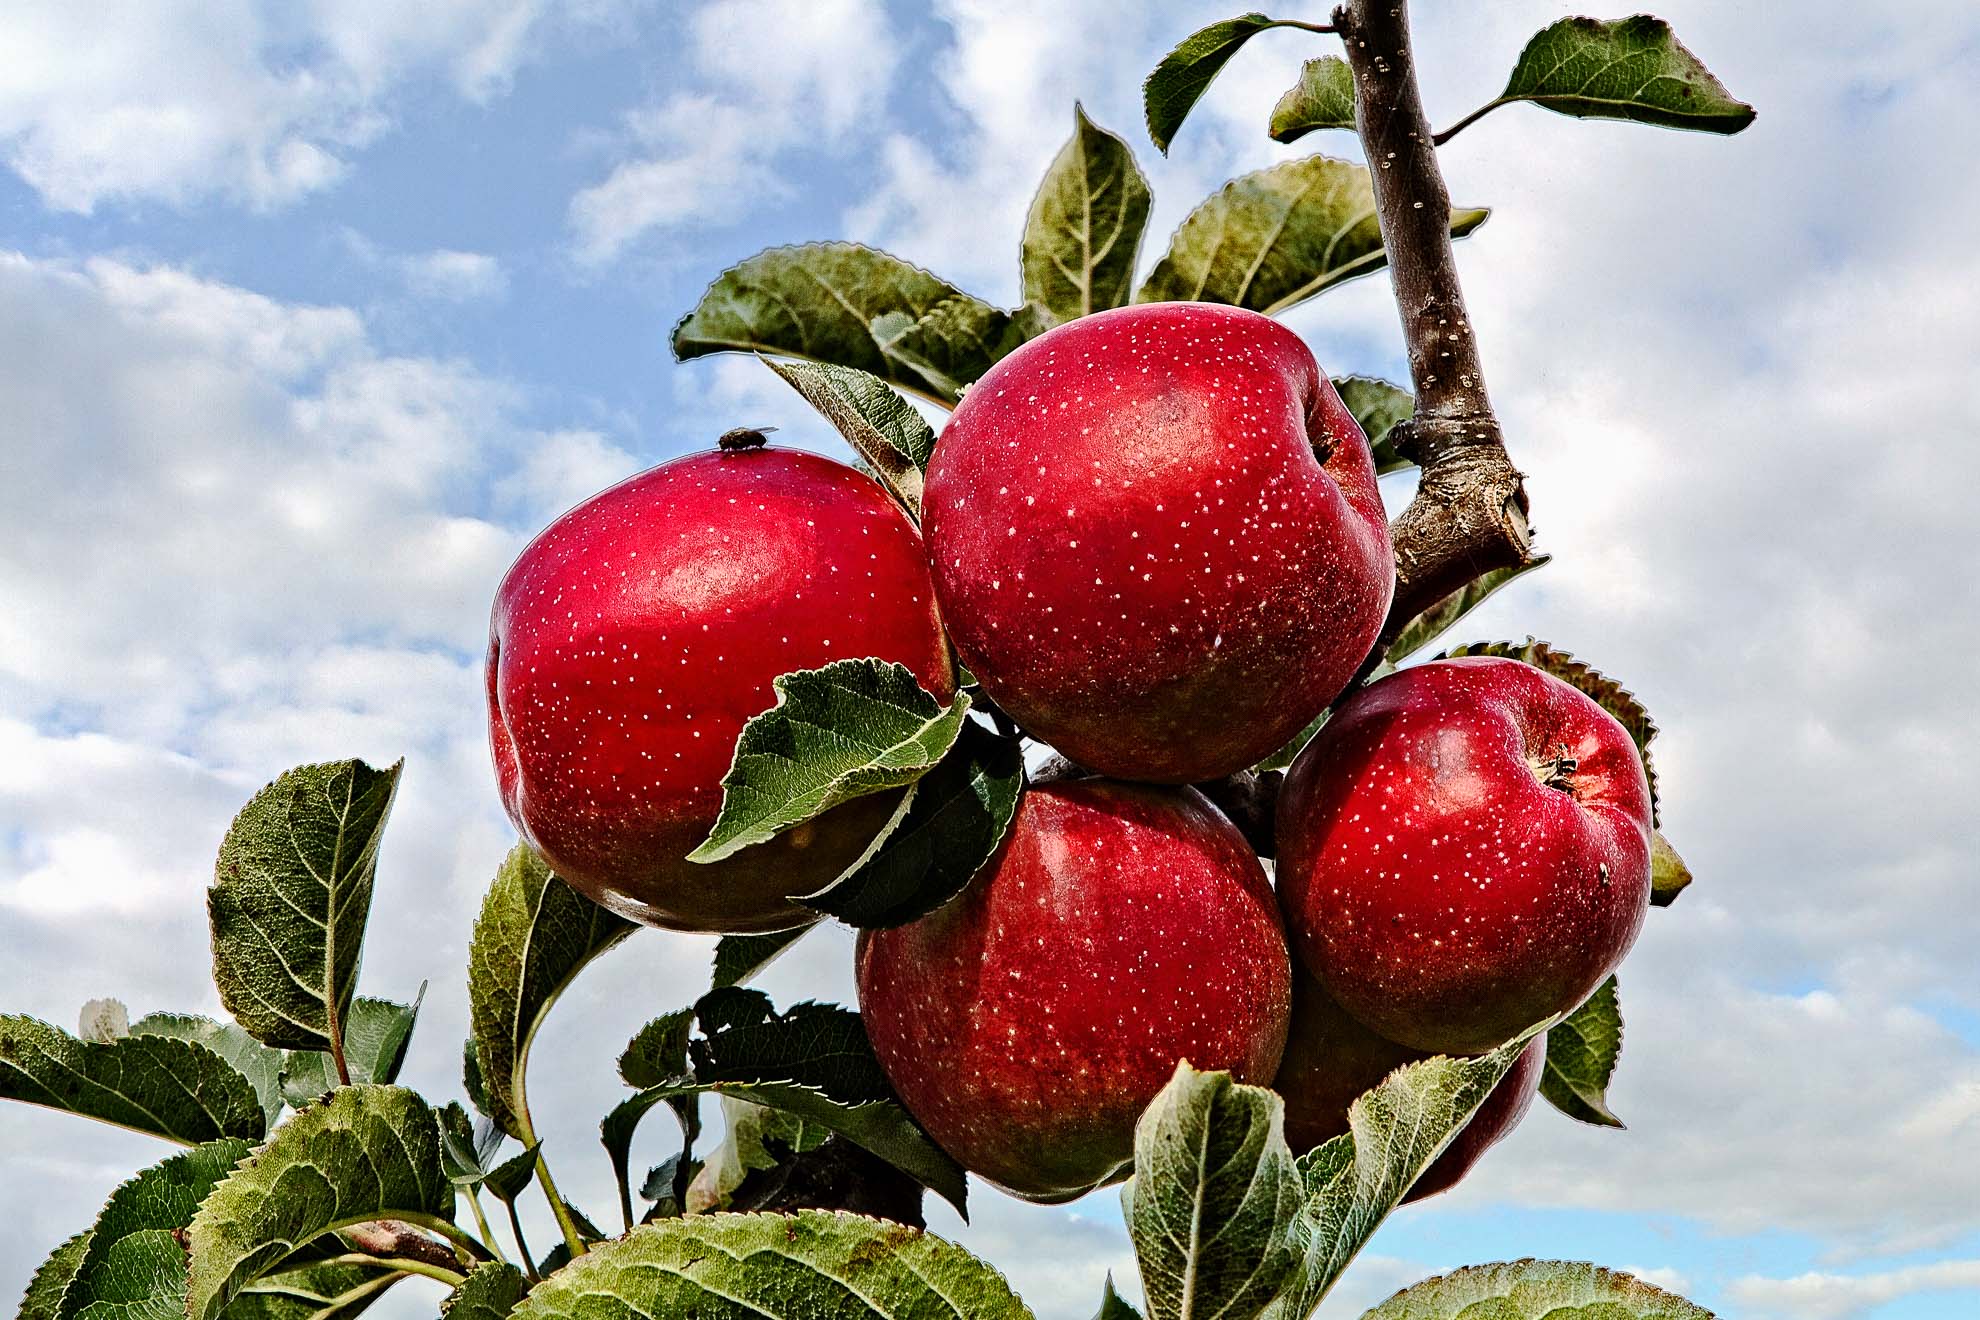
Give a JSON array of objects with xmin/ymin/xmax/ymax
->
[
  {"xmin": 1431, "ymin": 99, "xmax": 1508, "ymax": 146},
  {"xmin": 1334, "ymin": 0, "xmax": 1534, "ymax": 638},
  {"xmin": 325, "ymin": 1012, "xmax": 351, "ymax": 1089},
  {"xmin": 462, "ymin": 1186, "xmax": 508, "ymax": 1264},
  {"xmin": 504, "ymin": 1200, "xmax": 541, "ymax": 1283},
  {"xmin": 534, "ymin": 1150, "xmax": 589, "ymax": 1260},
  {"xmin": 320, "ymin": 1252, "xmax": 464, "ymax": 1288},
  {"xmin": 302, "ymin": 1271, "xmax": 402, "ymax": 1319},
  {"xmin": 615, "ymin": 1164, "xmax": 636, "ymax": 1235}
]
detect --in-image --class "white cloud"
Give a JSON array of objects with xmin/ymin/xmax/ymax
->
[
  {"xmin": 1731, "ymin": 1259, "xmax": 1980, "ymax": 1320},
  {"xmin": 0, "ymin": 248, "xmax": 641, "ymax": 822},
  {"xmin": 842, "ymin": 0, "xmax": 1325, "ymax": 303},
  {"xmin": 565, "ymin": 0, "xmax": 899, "ymax": 266},
  {"xmin": 1483, "ymin": 969, "xmax": 1980, "ymax": 1253},
  {"xmin": 402, "ymin": 249, "xmax": 511, "ymax": 302},
  {"xmin": 1620, "ymin": 1267, "xmax": 1693, "ymax": 1299},
  {"xmin": 343, "ymin": 231, "xmax": 512, "ymax": 302},
  {"xmin": 0, "ymin": 1, "xmax": 640, "ymax": 212},
  {"xmin": 568, "ymin": 95, "xmax": 785, "ymax": 266}
]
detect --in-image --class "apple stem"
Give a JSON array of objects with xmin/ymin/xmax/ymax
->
[
  {"xmin": 1531, "ymin": 745, "xmax": 1579, "ymax": 792},
  {"xmin": 1332, "ymin": 0, "xmax": 1536, "ymax": 640}
]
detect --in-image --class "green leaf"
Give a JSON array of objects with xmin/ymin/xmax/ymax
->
[
  {"xmin": 278, "ymin": 991, "xmax": 423, "ymax": 1107},
  {"xmin": 509, "ymin": 1210, "xmax": 1030, "ymax": 1320},
  {"xmin": 208, "ymin": 759, "xmax": 402, "ymax": 1054},
  {"xmin": 185, "ymin": 1085, "xmax": 454, "ymax": 1320},
  {"xmin": 1488, "ymin": 16, "xmax": 1755, "ymax": 136},
  {"xmin": 689, "ymin": 990, "xmax": 892, "ymax": 1100},
  {"xmin": 762, "ymin": 358, "xmax": 933, "ymax": 516},
  {"xmin": 469, "ymin": 843, "xmax": 636, "ymax": 1142},
  {"xmin": 1022, "ymin": 103, "xmax": 1152, "ymax": 323},
  {"xmin": 130, "ymin": 1013, "xmax": 286, "ymax": 1130},
  {"xmin": 439, "ymin": 1101, "xmax": 507, "ymax": 1188},
  {"xmin": 672, "ymin": 242, "xmax": 982, "ymax": 405},
  {"xmin": 1279, "ymin": 1033, "xmax": 1541, "ymax": 1315},
  {"xmin": 222, "ymin": 1261, "xmax": 401, "ymax": 1320},
  {"xmin": 1145, "ymin": 14, "xmax": 1305, "ymax": 154},
  {"xmin": 1270, "ymin": 56, "xmax": 1356, "ymax": 143},
  {"xmin": 619, "ymin": 1009, "xmax": 696, "ymax": 1090},
  {"xmin": 58, "ymin": 1138, "xmax": 253, "ymax": 1320},
  {"xmin": 872, "ymin": 295, "xmax": 1027, "ymax": 404},
  {"xmin": 1651, "ymin": 833, "xmax": 1693, "ymax": 907},
  {"xmin": 711, "ymin": 927, "xmax": 812, "ymax": 990},
  {"xmin": 1542, "ymin": 978, "xmax": 1624, "ymax": 1128},
  {"xmin": 639, "ymin": 1156, "xmax": 698, "ymax": 1220},
  {"xmin": 1138, "ymin": 156, "xmax": 1488, "ymax": 315},
  {"xmin": 19, "ymin": 1230, "xmax": 90, "ymax": 1320},
  {"xmin": 1093, "ymin": 1275, "xmax": 1145, "ymax": 1320},
  {"xmin": 690, "ymin": 660, "xmax": 973, "ymax": 864},
  {"xmin": 1385, "ymin": 559, "xmax": 1551, "ymax": 664},
  {"xmin": 462, "ymin": 1037, "xmax": 493, "ymax": 1120},
  {"xmin": 690, "ymin": 1094, "xmax": 833, "ymax": 1212},
  {"xmin": 776, "ymin": 360, "xmax": 937, "ymax": 474},
  {"xmin": 443, "ymin": 1263, "xmax": 528, "ymax": 1320},
  {"xmin": 799, "ymin": 723, "xmax": 1023, "ymax": 928},
  {"xmin": 1357, "ymin": 1259, "xmax": 1714, "ymax": 1318},
  {"xmin": 1125, "ymin": 1064, "xmax": 1302, "ymax": 1320},
  {"xmin": 1332, "ymin": 376, "xmax": 1415, "ymax": 475},
  {"xmin": 0, "ymin": 1015, "xmax": 265, "ymax": 1144},
  {"xmin": 602, "ymin": 1009, "xmax": 699, "ymax": 1219},
  {"xmin": 606, "ymin": 991, "xmax": 968, "ymax": 1216},
  {"xmin": 481, "ymin": 1141, "xmax": 543, "ymax": 1204},
  {"xmin": 1436, "ymin": 639, "xmax": 1660, "ymax": 824}
]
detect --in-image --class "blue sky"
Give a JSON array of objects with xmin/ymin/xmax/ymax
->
[{"xmin": 3, "ymin": 3, "xmax": 1978, "ymax": 1318}]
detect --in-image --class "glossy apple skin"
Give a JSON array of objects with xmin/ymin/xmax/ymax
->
[
  {"xmin": 487, "ymin": 447, "xmax": 952, "ymax": 933},
  {"xmin": 1273, "ymin": 965, "xmax": 1543, "ymax": 1202},
  {"xmin": 922, "ymin": 302, "xmax": 1393, "ymax": 784},
  {"xmin": 856, "ymin": 778, "xmax": 1292, "ymax": 1202},
  {"xmin": 1277, "ymin": 657, "xmax": 1652, "ymax": 1054}
]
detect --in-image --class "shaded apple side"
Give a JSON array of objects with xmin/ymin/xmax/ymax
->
[{"xmin": 1272, "ymin": 963, "xmax": 1543, "ymax": 1202}]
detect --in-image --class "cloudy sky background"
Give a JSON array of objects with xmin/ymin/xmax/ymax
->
[{"xmin": 2, "ymin": 2, "xmax": 1976, "ymax": 1316}]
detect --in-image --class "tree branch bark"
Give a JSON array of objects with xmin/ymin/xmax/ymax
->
[{"xmin": 1335, "ymin": 0, "xmax": 1533, "ymax": 641}]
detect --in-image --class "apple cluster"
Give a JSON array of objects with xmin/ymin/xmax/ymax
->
[{"xmin": 485, "ymin": 303, "xmax": 1654, "ymax": 1205}]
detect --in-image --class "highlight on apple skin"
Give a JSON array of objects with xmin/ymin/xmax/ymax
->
[
  {"xmin": 486, "ymin": 443, "xmax": 952, "ymax": 933},
  {"xmin": 922, "ymin": 301, "xmax": 1394, "ymax": 785},
  {"xmin": 856, "ymin": 776, "xmax": 1293, "ymax": 1203},
  {"xmin": 1276, "ymin": 656, "xmax": 1653, "ymax": 1055}
]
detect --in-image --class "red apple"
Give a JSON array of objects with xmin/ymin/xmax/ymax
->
[
  {"xmin": 1273, "ymin": 965, "xmax": 1542, "ymax": 1202},
  {"xmin": 1276, "ymin": 657, "xmax": 1652, "ymax": 1054},
  {"xmin": 855, "ymin": 777, "xmax": 1292, "ymax": 1202},
  {"xmin": 487, "ymin": 443, "xmax": 952, "ymax": 932},
  {"xmin": 922, "ymin": 302, "xmax": 1393, "ymax": 784}
]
